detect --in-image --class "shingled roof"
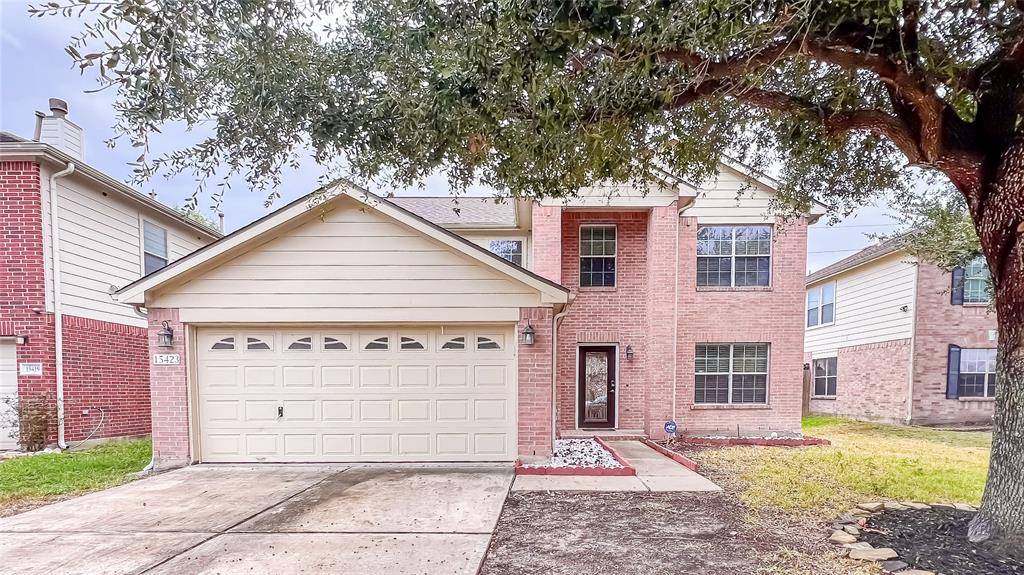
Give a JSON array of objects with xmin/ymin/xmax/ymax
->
[
  {"xmin": 388, "ymin": 197, "xmax": 517, "ymax": 227},
  {"xmin": 806, "ymin": 235, "xmax": 911, "ymax": 285}
]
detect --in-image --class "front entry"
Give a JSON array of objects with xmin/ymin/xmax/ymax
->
[{"xmin": 577, "ymin": 346, "xmax": 616, "ymax": 428}]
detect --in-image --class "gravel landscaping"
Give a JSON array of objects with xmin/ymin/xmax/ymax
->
[{"xmin": 521, "ymin": 439, "xmax": 622, "ymax": 469}]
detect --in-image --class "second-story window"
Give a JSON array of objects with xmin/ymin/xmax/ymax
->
[
  {"xmin": 697, "ymin": 225, "xmax": 772, "ymax": 287},
  {"xmin": 963, "ymin": 256, "xmax": 991, "ymax": 304},
  {"xmin": 143, "ymin": 221, "xmax": 168, "ymax": 274},
  {"xmin": 579, "ymin": 224, "xmax": 616, "ymax": 288},
  {"xmin": 806, "ymin": 283, "xmax": 836, "ymax": 327},
  {"xmin": 488, "ymin": 240, "xmax": 523, "ymax": 266}
]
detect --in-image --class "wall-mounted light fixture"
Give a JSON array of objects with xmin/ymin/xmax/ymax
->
[
  {"xmin": 157, "ymin": 321, "xmax": 175, "ymax": 348},
  {"xmin": 625, "ymin": 345, "xmax": 635, "ymax": 361},
  {"xmin": 521, "ymin": 323, "xmax": 536, "ymax": 346}
]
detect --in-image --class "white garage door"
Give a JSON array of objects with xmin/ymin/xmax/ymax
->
[
  {"xmin": 196, "ymin": 326, "xmax": 517, "ymax": 462},
  {"xmin": 0, "ymin": 339, "xmax": 17, "ymax": 450}
]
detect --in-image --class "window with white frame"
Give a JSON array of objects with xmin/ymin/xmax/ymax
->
[
  {"xmin": 959, "ymin": 348, "xmax": 997, "ymax": 398},
  {"xmin": 697, "ymin": 225, "xmax": 772, "ymax": 287},
  {"xmin": 694, "ymin": 343, "xmax": 769, "ymax": 404},
  {"xmin": 488, "ymin": 240, "xmax": 524, "ymax": 266},
  {"xmin": 806, "ymin": 283, "xmax": 836, "ymax": 327},
  {"xmin": 579, "ymin": 225, "xmax": 616, "ymax": 288},
  {"xmin": 963, "ymin": 257, "xmax": 991, "ymax": 304},
  {"xmin": 812, "ymin": 357, "xmax": 838, "ymax": 397},
  {"xmin": 143, "ymin": 221, "xmax": 168, "ymax": 274}
]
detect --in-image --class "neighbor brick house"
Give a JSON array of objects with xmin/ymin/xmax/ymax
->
[
  {"xmin": 115, "ymin": 161, "xmax": 825, "ymax": 469},
  {"xmin": 0, "ymin": 99, "xmax": 220, "ymax": 450},
  {"xmin": 804, "ymin": 238, "xmax": 997, "ymax": 426}
]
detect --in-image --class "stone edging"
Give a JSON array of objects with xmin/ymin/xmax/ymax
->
[
  {"xmin": 642, "ymin": 439, "xmax": 700, "ymax": 471},
  {"xmin": 679, "ymin": 436, "xmax": 831, "ymax": 447},
  {"xmin": 827, "ymin": 501, "xmax": 977, "ymax": 575},
  {"xmin": 514, "ymin": 438, "xmax": 637, "ymax": 476}
]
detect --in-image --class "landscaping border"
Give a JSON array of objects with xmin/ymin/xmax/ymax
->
[
  {"xmin": 514, "ymin": 437, "xmax": 637, "ymax": 476},
  {"xmin": 677, "ymin": 436, "xmax": 831, "ymax": 447},
  {"xmin": 642, "ymin": 438, "xmax": 700, "ymax": 471}
]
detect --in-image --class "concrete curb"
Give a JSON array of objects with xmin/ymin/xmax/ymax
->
[{"xmin": 641, "ymin": 438, "xmax": 700, "ymax": 472}]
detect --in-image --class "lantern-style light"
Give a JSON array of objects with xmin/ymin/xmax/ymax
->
[
  {"xmin": 521, "ymin": 323, "xmax": 536, "ymax": 346},
  {"xmin": 157, "ymin": 321, "xmax": 175, "ymax": 348},
  {"xmin": 625, "ymin": 344, "xmax": 635, "ymax": 361}
]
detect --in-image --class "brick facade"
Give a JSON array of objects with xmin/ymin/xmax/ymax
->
[
  {"xmin": 911, "ymin": 262, "xmax": 997, "ymax": 425},
  {"xmin": 1, "ymin": 160, "xmax": 151, "ymax": 447},
  {"xmin": 147, "ymin": 308, "xmax": 191, "ymax": 468},
  {"xmin": 674, "ymin": 217, "xmax": 806, "ymax": 435},
  {"xmin": 532, "ymin": 206, "xmax": 809, "ymax": 439},
  {"xmin": 518, "ymin": 307, "xmax": 554, "ymax": 459},
  {"xmin": 807, "ymin": 339, "xmax": 912, "ymax": 424}
]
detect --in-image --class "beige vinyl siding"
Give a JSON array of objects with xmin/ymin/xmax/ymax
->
[
  {"xmin": 804, "ymin": 252, "xmax": 918, "ymax": 355},
  {"xmin": 683, "ymin": 166, "xmax": 780, "ymax": 223},
  {"xmin": 538, "ymin": 179, "xmax": 677, "ymax": 207},
  {"xmin": 149, "ymin": 196, "xmax": 548, "ymax": 323},
  {"xmin": 39, "ymin": 165, "xmax": 215, "ymax": 326}
]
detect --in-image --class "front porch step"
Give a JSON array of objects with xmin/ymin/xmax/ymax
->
[{"xmin": 559, "ymin": 429, "xmax": 647, "ymax": 440}]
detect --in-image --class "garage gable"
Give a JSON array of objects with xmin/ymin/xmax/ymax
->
[{"xmin": 127, "ymin": 191, "xmax": 565, "ymax": 323}]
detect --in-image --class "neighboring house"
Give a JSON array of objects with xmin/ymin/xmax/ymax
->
[
  {"xmin": 0, "ymin": 99, "xmax": 221, "ymax": 450},
  {"xmin": 804, "ymin": 238, "xmax": 997, "ymax": 426},
  {"xmin": 115, "ymin": 160, "xmax": 824, "ymax": 469}
]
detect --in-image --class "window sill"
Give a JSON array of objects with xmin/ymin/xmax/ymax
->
[
  {"xmin": 690, "ymin": 403, "xmax": 772, "ymax": 410},
  {"xmin": 958, "ymin": 397, "xmax": 995, "ymax": 403},
  {"xmin": 806, "ymin": 322, "xmax": 835, "ymax": 331},
  {"xmin": 578, "ymin": 286, "xmax": 617, "ymax": 292},
  {"xmin": 697, "ymin": 286, "xmax": 773, "ymax": 292},
  {"xmin": 811, "ymin": 396, "xmax": 837, "ymax": 401}
]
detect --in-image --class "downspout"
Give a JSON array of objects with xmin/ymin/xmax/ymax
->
[
  {"xmin": 131, "ymin": 304, "xmax": 156, "ymax": 473},
  {"xmin": 551, "ymin": 295, "xmax": 575, "ymax": 449},
  {"xmin": 48, "ymin": 162, "xmax": 75, "ymax": 450},
  {"xmin": 905, "ymin": 261, "xmax": 920, "ymax": 424}
]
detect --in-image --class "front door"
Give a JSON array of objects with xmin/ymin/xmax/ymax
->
[{"xmin": 577, "ymin": 346, "xmax": 616, "ymax": 428}]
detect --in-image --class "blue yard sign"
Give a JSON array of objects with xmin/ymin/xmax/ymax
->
[{"xmin": 664, "ymin": 420, "xmax": 678, "ymax": 435}]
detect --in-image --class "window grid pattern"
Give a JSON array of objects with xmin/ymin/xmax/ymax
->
[
  {"xmin": 806, "ymin": 283, "xmax": 836, "ymax": 327},
  {"xmin": 963, "ymin": 257, "xmax": 991, "ymax": 304},
  {"xmin": 813, "ymin": 357, "xmax": 838, "ymax": 397},
  {"xmin": 488, "ymin": 240, "xmax": 524, "ymax": 266},
  {"xmin": 695, "ymin": 343, "xmax": 769, "ymax": 404},
  {"xmin": 959, "ymin": 348, "xmax": 997, "ymax": 398},
  {"xmin": 697, "ymin": 226, "xmax": 772, "ymax": 287},
  {"xmin": 579, "ymin": 225, "xmax": 616, "ymax": 287}
]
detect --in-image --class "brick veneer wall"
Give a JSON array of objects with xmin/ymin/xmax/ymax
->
[
  {"xmin": 911, "ymin": 262, "xmax": 997, "ymax": 425},
  {"xmin": 674, "ymin": 217, "xmax": 807, "ymax": 435},
  {"xmin": 1, "ymin": 161, "xmax": 152, "ymax": 446},
  {"xmin": 147, "ymin": 308, "xmax": 191, "ymax": 468},
  {"xmin": 518, "ymin": 307, "xmax": 554, "ymax": 459},
  {"xmin": 807, "ymin": 339, "xmax": 912, "ymax": 424},
  {"xmin": 552, "ymin": 211, "xmax": 650, "ymax": 432},
  {"xmin": 644, "ymin": 205, "xmax": 679, "ymax": 438}
]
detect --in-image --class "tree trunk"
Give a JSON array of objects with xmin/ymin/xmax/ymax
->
[{"xmin": 967, "ymin": 135, "xmax": 1024, "ymax": 543}]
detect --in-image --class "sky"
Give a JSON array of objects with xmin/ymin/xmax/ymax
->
[{"xmin": 0, "ymin": 2, "xmax": 902, "ymax": 272}]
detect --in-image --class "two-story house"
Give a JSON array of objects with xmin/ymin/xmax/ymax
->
[
  {"xmin": 0, "ymin": 99, "xmax": 220, "ymax": 450},
  {"xmin": 112, "ymin": 160, "xmax": 824, "ymax": 469},
  {"xmin": 804, "ymin": 237, "xmax": 997, "ymax": 426}
]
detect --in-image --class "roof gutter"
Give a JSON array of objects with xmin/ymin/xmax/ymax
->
[{"xmin": 48, "ymin": 161, "xmax": 76, "ymax": 450}]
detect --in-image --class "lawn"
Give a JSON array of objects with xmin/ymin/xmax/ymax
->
[
  {"xmin": 0, "ymin": 439, "xmax": 151, "ymax": 515},
  {"xmin": 685, "ymin": 416, "xmax": 991, "ymax": 518}
]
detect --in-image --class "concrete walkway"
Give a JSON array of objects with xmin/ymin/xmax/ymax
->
[
  {"xmin": 512, "ymin": 440, "xmax": 721, "ymax": 492},
  {"xmin": 0, "ymin": 464, "xmax": 512, "ymax": 575}
]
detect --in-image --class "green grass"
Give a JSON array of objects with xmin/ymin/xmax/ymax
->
[
  {"xmin": 0, "ymin": 439, "xmax": 151, "ymax": 508},
  {"xmin": 691, "ymin": 417, "xmax": 990, "ymax": 517}
]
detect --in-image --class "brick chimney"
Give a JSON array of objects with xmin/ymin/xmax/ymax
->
[{"xmin": 34, "ymin": 98, "xmax": 85, "ymax": 160}]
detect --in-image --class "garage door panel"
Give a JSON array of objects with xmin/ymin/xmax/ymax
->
[{"xmin": 197, "ymin": 326, "xmax": 517, "ymax": 462}]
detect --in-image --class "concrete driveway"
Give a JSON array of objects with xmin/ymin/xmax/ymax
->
[{"xmin": 0, "ymin": 464, "xmax": 512, "ymax": 575}]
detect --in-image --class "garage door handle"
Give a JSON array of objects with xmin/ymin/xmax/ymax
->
[{"xmin": 278, "ymin": 406, "xmax": 283, "ymax": 418}]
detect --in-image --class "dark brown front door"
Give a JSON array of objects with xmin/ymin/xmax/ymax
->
[{"xmin": 578, "ymin": 346, "xmax": 616, "ymax": 428}]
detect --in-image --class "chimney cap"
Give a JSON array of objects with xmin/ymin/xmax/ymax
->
[{"xmin": 48, "ymin": 98, "xmax": 69, "ymax": 118}]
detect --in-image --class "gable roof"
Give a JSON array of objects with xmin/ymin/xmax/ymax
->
[
  {"xmin": 115, "ymin": 180, "xmax": 570, "ymax": 306},
  {"xmin": 0, "ymin": 139, "xmax": 222, "ymax": 239},
  {"xmin": 806, "ymin": 235, "xmax": 910, "ymax": 285},
  {"xmin": 390, "ymin": 197, "xmax": 517, "ymax": 228}
]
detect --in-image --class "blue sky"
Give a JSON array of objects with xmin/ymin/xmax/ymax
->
[{"xmin": 0, "ymin": 2, "xmax": 900, "ymax": 271}]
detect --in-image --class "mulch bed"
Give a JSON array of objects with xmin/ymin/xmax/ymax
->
[{"xmin": 861, "ymin": 507, "xmax": 1024, "ymax": 575}]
